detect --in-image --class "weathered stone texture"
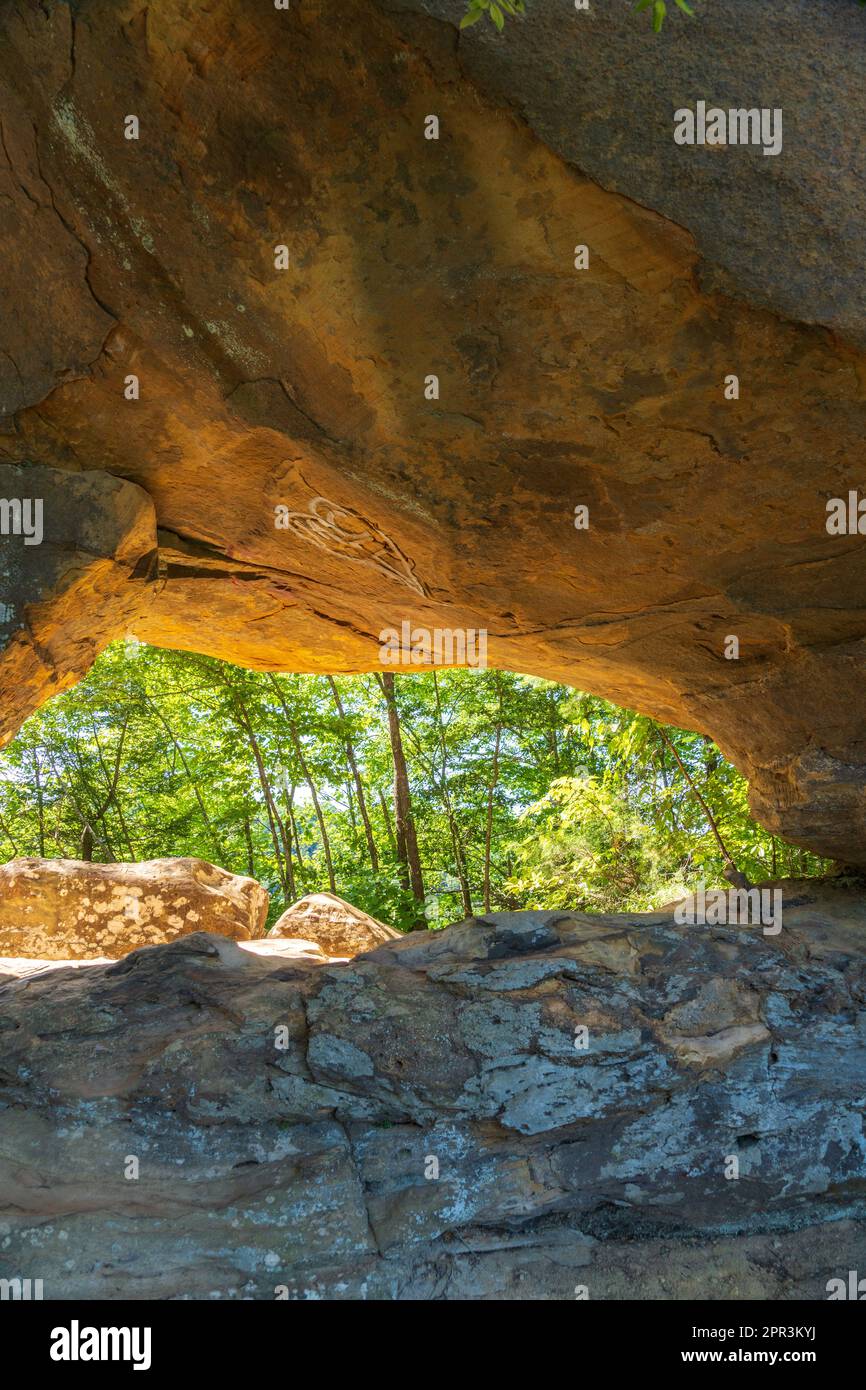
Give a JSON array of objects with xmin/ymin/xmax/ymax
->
[
  {"xmin": 0, "ymin": 464, "xmax": 157, "ymax": 744},
  {"xmin": 1, "ymin": 884, "xmax": 865, "ymax": 1299},
  {"xmin": 269, "ymin": 892, "xmax": 400, "ymax": 957},
  {"xmin": 0, "ymin": 856, "xmax": 268, "ymax": 959},
  {"xmin": 397, "ymin": 0, "xmax": 866, "ymax": 345},
  {"xmin": 0, "ymin": 0, "xmax": 864, "ymax": 863}
]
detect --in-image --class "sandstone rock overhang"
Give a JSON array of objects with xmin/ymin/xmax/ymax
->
[
  {"xmin": 0, "ymin": 0, "xmax": 864, "ymax": 864},
  {"xmin": 1, "ymin": 886, "xmax": 865, "ymax": 1298}
]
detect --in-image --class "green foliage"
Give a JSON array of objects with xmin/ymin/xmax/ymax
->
[
  {"xmin": 504, "ymin": 699, "xmax": 826, "ymax": 913},
  {"xmin": 0, "ymin": 643, "xmax": 828, "ymax": 932},
  {"xmin": 458, "ymin": 0, "xmax": 694, "ymax": 36},
  {"xmin": 460, "ymin": 0, "xmax": 525, "ymax": 33},
  {"xmin": 634, "ymin": 0, "xmax": 695, "ymax": 33},
  {"xmin": 462, "ymin": 1, "xmax": 865, "ymax": 39},
  {"xmin": 506, "ymin": 775, "xmax": 672, "ymax": 913}
]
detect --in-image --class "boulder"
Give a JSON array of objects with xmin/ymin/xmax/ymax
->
[
  {"xmin": 0, "ymin": 857, "xmax": 268, "ymax": 960},
  {"xmin": 1, "ymin": 882, "xmax": 866, "ymax": 1299},
  {"xmin": 0, "ymin": 954, "xmax": 112, "ymax": 982},
  {"xmin": 242, "ymin": 936, "xmax": 334, "ymax": 964},
  {"xmin": 269, "ymin": 892, "xmax": 400, "ymax": 958},
  {"xmin": 0, "ymin": 937, "xmax": 334, "ymax": 976}
]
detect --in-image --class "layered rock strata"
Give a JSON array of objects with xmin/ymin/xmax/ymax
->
[{"xmin": 1, "ymin": 883, "xmax": 864, "ymax": 1299}]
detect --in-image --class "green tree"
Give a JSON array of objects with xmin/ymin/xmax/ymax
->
[{"xmin": 0, "ymin": 644, "xmax": 828, "ymax": 932}]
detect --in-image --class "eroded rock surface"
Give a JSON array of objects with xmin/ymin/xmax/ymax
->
[
  {"xmin": 0, "ymin": 936, "xmax": 329, "ymax": 980},
  {"xmin": 269, "ymin": 892, "xmax": 400, "ymax": 957},
  {"xmin": 243, "ymin": 936, "xmax": 333, "ymax": 964},
  {"xmin": 0, "ymin": 0, "xmax": 864, "ymax": 864},
  {"xmin": 1, "ymin": 883, "xmax": 864, "ymax": 1299},
  {"xmin": 0, "ymin": 465, "xmax": 157, "ymax": 745},
  {"xmin": 400, "ymin": 0, "xmax": 866, "ymax": 346},
  {"xmin": 0, "ymin": 856, "xmax": 268, "ymax": 959}
]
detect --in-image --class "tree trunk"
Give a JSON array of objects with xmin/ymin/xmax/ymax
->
[
  {"xmin": 141, "ymin": 694, "xmax": 229, "ymax": 865},
  {"xmin": 378, "ymin": 672, "xmax": 425, "ymax": 915},
  {"xmin": 547, "ymin": 687, "xmax": 560, "ymax": 776},
  {"xmin": 217, "ymin": 676, "xmax": 291, "ymax": 898},
  {"xmin": 656, "ymin": 726, "xmax": 743, "ymax": 878},
  {"xmin": 33, "ymin": 751, "xmax": 45, "ymax": 857},
  {"xmin": 327, "ymin": 676, "xmax": 380, "ymax": 872},
  {"xmin": 290, "ymin": 732, "xmax": 335, "ymax": 893},
  {"xmin": 483, "ymin": 672, "xmax": 504, "ymax": 913},
  {"xmin": 243, "ymin": 816, "xmax": 255, "ymax": 879},
  {"xmin": 430, "ymin": 672, "xmax": 473, "ymax": 918},
  {"xmin": 267, "ymin": 676, "xmax": 336, "ymax": 894},
  {"xmin": 270, "ymin": 770, "xmax": 298, "ymax": 899},
  {"xmin": 283, "ymin": 781, "xmax": 305, "ymax": 876},
  {"xmin": 90, "ymin": 720, "xmax": 137, "ymax": 860},
  {"xmin": 378, "ymin": 789, "xmax": 397, "ymax": 856},
  {"xmin": 0, "ymin": 812, "xmax": 19, "ymax": 856},
  {"xmin": 45, "ymin": 748, "xmax": 111, "ymax": 862},
  {"xmin": 67, "ymin": 740, "xmax": 117, "ymax": 862}
]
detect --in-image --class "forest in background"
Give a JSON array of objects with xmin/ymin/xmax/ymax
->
[{"xmin": 0, "ymin": 643, "xmax": 827, "ymax": 931}]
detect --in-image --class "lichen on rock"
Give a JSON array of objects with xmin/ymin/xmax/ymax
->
[
  {"xmin": 1, "ymin": 882, "xmax": 865, "ymax": 1298},
  {"xmin": 0, "ymin": 856, "xmax": 268, "ymax": 959}
]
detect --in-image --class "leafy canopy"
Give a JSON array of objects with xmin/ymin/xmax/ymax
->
[{"xmin": 0, "ymin": 643, "xmax": 827, "ymax": 932}]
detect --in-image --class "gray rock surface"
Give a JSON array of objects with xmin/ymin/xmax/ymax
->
[{"xmin": 1, "ymin": 883, "xmax": 865, "ymax": 1299}]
